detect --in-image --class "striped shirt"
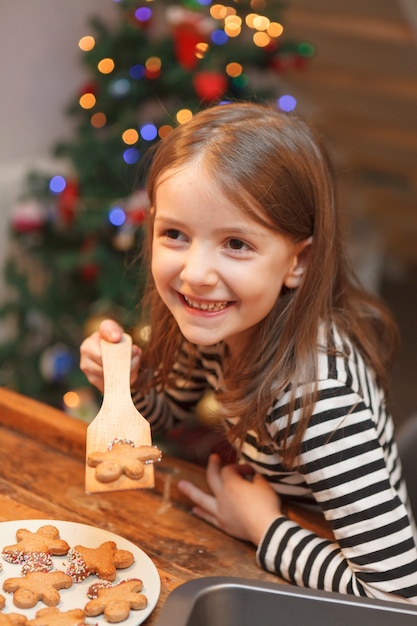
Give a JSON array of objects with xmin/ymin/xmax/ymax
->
[{"xmin": 133, "ymin": 329, "xmax": 417, "ymax": 603}]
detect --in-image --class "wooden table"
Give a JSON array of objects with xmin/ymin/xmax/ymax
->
[{"xmin": 0, "ymin": 388, "xmax": 332, "ymax": 624}]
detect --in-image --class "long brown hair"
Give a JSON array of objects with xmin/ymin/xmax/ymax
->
[{"xmin": 138, "ymin": 102, "xmax": 398, "ymax": 467}]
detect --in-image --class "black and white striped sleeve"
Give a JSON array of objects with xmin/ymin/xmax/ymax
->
[
  {"xmin": 131, "ymin": 342, "xmax": 219, "ymax": 434},
  {"xmin": 256, "ymin": 378, "xmax": 417, "ymax": 603}
]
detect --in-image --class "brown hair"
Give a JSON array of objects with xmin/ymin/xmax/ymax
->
[{"xmin": 138, "ymin": 102, "xmax": 398, "ymax": 467}]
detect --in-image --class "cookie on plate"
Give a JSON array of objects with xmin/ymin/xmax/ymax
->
[
  {"xmin": 84, "ymin": 579, "xmax": 147, "ymax": 623},
  {"xmin": 26, "ymin": 607, "xmax": 88, "ymax": 626},
  {"xmin": 2, "ymin": 527, "xmax": 69, "ymax": 564},
  {"xmin": 0, "ymin": 591, "xmax": 27, "ymax": 626},
  {"xmin": 3, "ymin": 571, "xmax": 73, "ymax": 609},
  {"xmin": 66, "ymin": 542, "xmax": 134, "ymax": 582}
]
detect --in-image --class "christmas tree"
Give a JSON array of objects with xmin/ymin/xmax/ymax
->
[{"xmin": 0, "ymin": 0, "xmax": 313, "ymax": 415}]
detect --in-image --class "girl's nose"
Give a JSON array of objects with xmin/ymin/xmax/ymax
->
[{"xmin": 179, "ymin": 244, "xmax": 217, "ymax": 287}]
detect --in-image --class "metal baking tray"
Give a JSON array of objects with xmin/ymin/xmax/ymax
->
[{"xmin": 154, "ymin": 576, "xmax": 417, "ymax": 626}]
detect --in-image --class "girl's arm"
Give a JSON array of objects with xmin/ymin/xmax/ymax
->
[
  {"xmin": 132, "ymin": 341, "xmax": 211, "ymax": 435},
  {"xmin": 257, "ymin": 382, "xmax": 417, "ymax": 603}
]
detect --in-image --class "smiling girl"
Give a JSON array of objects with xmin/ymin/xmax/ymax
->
[{"xmin": 80, "ymin": 102, "xmax": 417, "ymax": 603}]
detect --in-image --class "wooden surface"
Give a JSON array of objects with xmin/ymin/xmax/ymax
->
[{"xmin": 0, "ymin": 387, "xmax": 332, "ymax": 624}]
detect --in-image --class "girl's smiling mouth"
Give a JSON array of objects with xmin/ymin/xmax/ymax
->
[{"xmin": 182, "ymin": 294, "xmax": 231, "ymax": 312}]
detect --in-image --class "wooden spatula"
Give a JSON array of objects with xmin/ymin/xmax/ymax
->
[{"xmin": 85, "ymin": 333, "xmax": 157, "ymax": 494}]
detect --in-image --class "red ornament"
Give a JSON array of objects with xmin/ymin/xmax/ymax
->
[
  {"xmin": 167, "ymin": 6, "xmax": 212, "ymax": 70},
  {"xmin": 11, "ymin": 200, "xmax": 46, "ymax": 234},
  {"xmin": 292, "ymin": 55, "xmax": 309, "ymax": 70},
  {"xmin": 79, "ymin": 81, "xmax": 98, "ymax": 97},
  {"xmin": 58, "ymin": 179, "xmax": 79, "ymax": 224},
  {"xmin": 125, "ymin": 189, "xmax": 149, "ymax": 226},
  {"xmin": 193, "ymin": 71, "xmax": 228, "ymax": 101},
  {"xmin": 173, "ymin": 24, "xmax": 205, "ymax": 70},
  {"xmin": 79, "ymin": 238, "xmax": 99, "ymax": 283}
]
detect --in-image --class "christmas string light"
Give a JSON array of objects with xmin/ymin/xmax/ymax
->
[
  {"xmin": 97, "ymin": 58, "xmax": 115, "ymax": 74},
  {"xmin": 49, "ymin": 176, "xmax": 66, "ymax": 194},
  {"xmin": 109, "ymin": 77, "xmax": 130, "ymax": 96},
  {"xmin": 139, "ymin": 123, "xmax": 158, "ymax": 141},
  {"xmin": 129, "ymin": 64, "xmax": 145, "ymax": 80},
  {"xmin": 122, "ymin": 129, "xmax": 139, "ymax": 145},
  {"xmin": 123, "ymin": 147, "xmax": 140, "ymax": 164},
  {"xmin": 278, "ymin": 94, "xmax": 297, "ymax": 112},
  {"xmin": 91, "ymin": 112, "xmax": 107, "ymax": 128},
  {"xmin": 176, "ymin": 109, "xmax": 193, "ymax": 124},
  {"xmin": 78, "ymin": 35, "xmax": 95, "ymax": 51},
  {"xmin": 134, "ymin": 7, "xmax": 152, "ymax": 23},
  {"xmin": 79, "ymin": 93, "xmax": 96, "ymax": 109},
  {"xmin": 108, "ymin": 206, "xmax": 126, "ymax": 227}
]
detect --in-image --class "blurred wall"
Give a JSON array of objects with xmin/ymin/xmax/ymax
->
[{"xmin": 0, "ymin": 0, "xmax": 117, "ymax": 298}]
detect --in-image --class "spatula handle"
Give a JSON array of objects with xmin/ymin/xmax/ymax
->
[{"xmin": 100, "ymin": 333, "xmax": 133, "ymax": 409}]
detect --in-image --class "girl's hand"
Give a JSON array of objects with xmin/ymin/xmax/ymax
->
[
  {"xmin": 177, "ymin": 454, "xmax": 283, "ymax": 545},
  {"xmin": 80, "ymin": 319, "xmax": 141, "ymax": 393}
]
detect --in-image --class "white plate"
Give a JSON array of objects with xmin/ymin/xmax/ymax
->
[{"xmin": 0, "ymin": 519, "xmax": 160, "ymax": 625}]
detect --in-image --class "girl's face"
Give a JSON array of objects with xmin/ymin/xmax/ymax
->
[{"xmin": 151, "ymin": 163, "xmax": 309, "ymax": 357}]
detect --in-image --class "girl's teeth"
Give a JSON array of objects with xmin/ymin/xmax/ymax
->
[{"xmin": 184, "ymin": 296, "xmax": 228, "ymax": 312}]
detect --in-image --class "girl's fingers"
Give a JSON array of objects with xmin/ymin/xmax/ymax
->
[
  {"xmin": 98, "ymin": 319, "xmax": 123, "ymax": 342},
  {"xmin": 191, "ymin": 506, "xmax": 221, "ymax": 529},
  {"xmin": 177, "ymin": 480, "xmax": 217, "ymax": 515},
  {"xmin": 205, "ymin": 453, "xmax": 224, "ymax": 495}
]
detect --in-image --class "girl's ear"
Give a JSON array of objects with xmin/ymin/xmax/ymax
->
[{"xmin": 284, "ymin": 237, "xmax": 312, "ymax": 289}]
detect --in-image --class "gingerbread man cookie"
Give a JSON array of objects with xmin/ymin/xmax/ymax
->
[
  {"xmin": 84, "ymin": 579, "xmax": 147, "ymax": 623},
  {"xmin": 0, "ymin": 582, "xmax": 26, "ymax": 626},
  {"xmin": 0, "ymin": 613, "xmax": 27, "ymax": 626},
  {"xmin": 0, "ymin": 596, "xmax": 26, "ymax": 626},
  {"xmin": 87, "ymin": 441, "xmax": 161, "ymax": 483},
  {"xmin": 66, "ymin": 542, "xmax": 133, "ymax": 582},
  {"xmin": 3, "ymin": 571, "xmax": 73, "ymax": 609},
  {"xmin": 2, "ymin": 527, "xmax": 69, "ymax": 563},
  {"xmin": 26, "ymin": 607, "xmax": 88, "ymax": 626}
]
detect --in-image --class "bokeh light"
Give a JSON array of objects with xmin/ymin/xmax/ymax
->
[
  {"xmin": 122, "ymin": 128, "xmax": 139, "ymax": 144},
  {"xmin": 134, "ymin": 7, "xmax": 152, "ymax": 22},
  {"xmin": 211, "ymin": 29, "xmax": 229, "ymax": 45},
  {"xmin": 158, "ymin": 125, "xmax": 173, "ymax": 139},
  {"xmin": 176, "ymin": 109, "xmax": 193, "ymax": 124},
  {"xmin": 123, "ymin": 148, "xmax": 140, "ymax": 164},
  {"xmin": 63, "ymin": 391, "xmax": 80, "ymax": 409},
  {"xmin": 278, "ymin": 94, "xmax": 297, "ymax": 112},
  {"xmin": 98, "ymin": 58, "xmax": 115, "ymax": 74},
  {"xmin": 145, "ymin": 57, "xmax": 161, "ymax": 72},
  {"xmin": 298, "ymin": 42, "xmax": 315, "ymax": 57},
  {"xmin": 91, "ymin": 112, "xmax": 107, "ymax": 128},
  {"xmin": 195, "ymin": 42, "xmax": 209, "ymax": 60},
  {"xmin": 79, "ymin": 93, "xmax": 96, "ymax": 109},
  {"xmin": 232, "ymin": 74, "xmax": 249, "ymax": 88},
  {"xmin": 253, "ymin": 31, "xmax": 270, "ymax": 47},
  {"xmin": 49, "ymin": 175, "xmax": 66, "ymax": 194},
  {"xmin": 226, "ymin": 62, "xmax": 243, "ymax": 77},
  {"xmin": 140, "ymin": 123, "xmax": 158, "ymax": 141},
  {"xmin": 268, "ymin": 22, "xmax": 284, "ymax": 37},
  {"xmin": 129, "ymin": 64, "xmax": 146, "ymax": 80},
  {"xmin": 210, "ymin": 4, "xmax": 229, "ymax": 19},
  {"xmin": 78, "ymin": 36, "xmax": 95, "ymax": 52},
  {"xmin": 253, "ymin": 15, "xmax": 270, "ymax": 30},
  {"xmin": 224, "ymin": 15, "xmax": 242, "ymax": 37},
  {"xmin": 109, "ymin": 78, "xmax": 130, "ymax": 96},
  {"xmin": 109, "ymin": 206, "xmax": 126, "ymax": 226}
]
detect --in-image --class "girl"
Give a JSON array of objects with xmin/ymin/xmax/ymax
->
[{"xmin": 80, "ymin": 102, "xmax": 417, "ymax": 603}]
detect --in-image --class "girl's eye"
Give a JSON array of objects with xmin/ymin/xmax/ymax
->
[
  {"xmin": 227, "ymin": 238, "xmax": 250, "ymax": 251},
  {"xmin": 164, "ymin": 228, "xmax": 183, "ymax": 240}
]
